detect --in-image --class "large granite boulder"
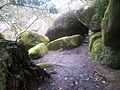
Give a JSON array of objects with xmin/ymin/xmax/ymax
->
[
  {"xmin": 75, "ymin": 5, "xmax": 100, "ymax": 32},
  {"xmin": 47, "ymin": 35, "xmax": 83, "ymax": 50},
  {"xmin": 18, "ymin": 30, "xmax": 49, "ymax": 49},
  {"xmin": 29, "ymin": 43, "xmax": 48, "ymax": 59},
  {"xmin": 45, "ymin": 11, "xmax": 88, "ymax": 41}
]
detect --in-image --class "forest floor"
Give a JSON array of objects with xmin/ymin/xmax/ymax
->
[{"xmin": 32, "ymin": 43, "xmax": 120, "ymax": 90}]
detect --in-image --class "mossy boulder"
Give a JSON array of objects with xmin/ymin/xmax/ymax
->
[
  {"xmin": 47, "ymin": 35, "xmax": 83, "ymax": 50},
  {"xmin": 101, "ymin": 0, "xmax": 120, "ymax": 47},
  {"xmin": 90, "ymin": 36, "xmax": 120, "ymax": 69},
  {"xmin": 0, "ymin": 32, "xmax": 6, "ymax": 39},
  {"xmin": 18, "ymin": 30, "xmax": 49, "ymax": 49},
  {"xmin": 101, "ymin": 47, "xmax": 120, "ymax": 69},
  {"xmin": 29, "ymin": 43, "xmax": 48, "ymax": 59},
  {"xmin": 37, "ymin": 63, "xmax": 54, "ymax": 68},
  {"xmin": 91, "ymin": 38, "xmax": 102, "ymax": 54},
  {"xmin": 89, "ymin": 32, "xmax": 102, "ymax": 51}
]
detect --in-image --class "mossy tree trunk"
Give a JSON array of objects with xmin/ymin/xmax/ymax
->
[{"xmin": 0, "ymin": 40, "xmax": 50, "ymax": 90}]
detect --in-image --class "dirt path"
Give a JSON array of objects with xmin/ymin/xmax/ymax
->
[{"xmin": 33, "ymin": 43, "xmax": 120, "ymax": 90}]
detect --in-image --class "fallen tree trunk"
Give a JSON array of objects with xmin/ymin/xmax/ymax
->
[{"xmin": 0, "ymin": 40, "xmax": 50, "ymax": 90}]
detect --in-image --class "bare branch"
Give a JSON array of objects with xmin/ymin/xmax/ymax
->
[
  {"xmin": 0, "ymin": 3, "xmax": 11, "ymax": 9},
  {"xmin": 0, "ymin": 15, "xmax": 18, "ymax": 39},
  {"xmin": 16, "ymin": 16, "xmax": 39, "ymax": 41},
  {"xmin": 0, "ymin": 3, "xmax": 47, "ymax": 11}
]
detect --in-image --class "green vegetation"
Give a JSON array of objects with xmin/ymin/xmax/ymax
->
[
  {"xmin": 90, "ymin": 32, "xmax": 120, "ymax": 69},
  {"xmin": 89, "ymin": 32, "xmax": 102, "ymax": 51},
  {"xmin": 92, "ymin": 0, "xmax": 109, "ymax": 25}
]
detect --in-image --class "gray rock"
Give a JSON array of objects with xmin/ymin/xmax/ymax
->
[
  {"xmin": 45, "ymin": 11, "xmax": 88, "ymax": 41},
  {"xmin": 75, "ymin": 5, "xmax": 101, "ymax": 32}
]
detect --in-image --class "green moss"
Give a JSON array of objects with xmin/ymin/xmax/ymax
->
[
  {"xmin": 92, "ymin": 0, "xmax": 109, "ymax": 26},
  {"xmin": 18, "ymin": 30, "xmax": 49, "ymax": 49},
  {"xmin": 37, "ymin": 63, "xmax": 54, "ymax": 68},
  {"xmin": 90, "ymin": 36, "xmax": 120, "ymax": 69},
  {"xmin": 47, "ymin": 35, "xmax": 83, "ymax": 50},
  {"xmin": 101, "ymin": 0, "xmax": 120, "ymax": 47},
  {"xmin": 0, "ymin": 33, "xmax": 6, "ymax": 40},
  {"xmin": 90, "ymin": 37, "xmax": 103, "ymax": 61},
  {"xmin": 29, "ymin": 43, "xmax": 48, "ymax": 59},
  {"xmin": 89, "ymin": 32, "xmax": 102, "ymax": 51},
  {"xmin": 91, "ymin": 42, "xmax": 102, "ymax": 54},
  {"xmin": 101, "ymin": 0, "xmax": 111, "ymax": 46}
]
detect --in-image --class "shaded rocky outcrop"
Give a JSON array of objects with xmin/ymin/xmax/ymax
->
[
  {"xmin": 47, "ymin": 35, "xmax": 83, "ymax": 50},
  {"xmin": 89, "ymin": 32, "xmax": 120, "ymax": 69},
  {"xmin": 75, "ymin": 5, "xmax": 101, "ymax": 32},
  {"xmin": 89, "ymin": 0, "xmax": 120, "ymax": 69},
  {"xmin": 45, "ymin": 11, "xmax": 88, "ymax": 41},
  {"xmin": 18, "ymin": 30, "xmax": 49, "ymax": 49},
  {"xmin": 101, "ymin": 0, "xmax": 120, "ymax": 47},
  {"xmin": 29, "ymin": 43, "xmax": 48, "ymax": 59}
]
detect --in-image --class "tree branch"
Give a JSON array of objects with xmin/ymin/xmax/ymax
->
[
  {"xmin": 15, "ymin": 16, "xmax": 39, "ymax": 41},
  {"xmin": 0, "ymin": 2, "xmax": 47, "ymax": 11}
]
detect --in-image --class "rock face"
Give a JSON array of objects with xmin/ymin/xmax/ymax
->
[
  {"xmin": 0, "ymin": 32, "xmax": 6, "ymax": 39},
  {"xmin": 18, "ymin": 30, "xmax": 49, "ymax": 49},
  {"xmin": 29, "ymin": 43, "xmax": 48, "ymax": 59},
  {"xmin": 45, "ymin": 11, "xmax": 88, "ymax": 41},
  {"xmin": 102, "ymin": 0, "xmax": 120, "ymax": 47},
  {"xmin": 75, "ymin": 5, "xmax": 100, "ymax": 32},
  {"xmin": 47, "ymin": 35, "xmax": 83, "ymax": 50},
  {"xmin": 89, "ymin": 32, "xmax": 120, "ymax": 69},
  {"xmin": 89, "ymin": 0, "xmax": 120, "ymax": 69}
]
